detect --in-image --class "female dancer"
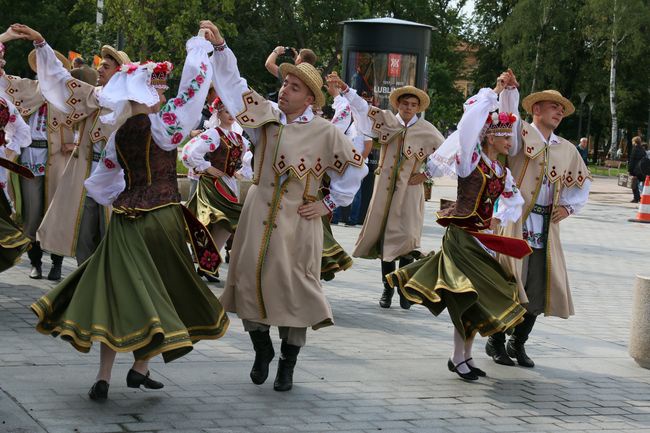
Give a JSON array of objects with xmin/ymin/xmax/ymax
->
[{"xmin": 387, "ymin": 72, "xmax": 531, "ymax": 380}]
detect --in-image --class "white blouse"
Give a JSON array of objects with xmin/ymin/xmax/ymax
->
[
  {"xmin": 84, "ymin": 37, "xmax": 214, "ymax": 206},
  {"xmin": 1, "ymin": 97, "xmax": 31, "ymax": 203},
  {"xmin": 181, "ymin": 126, "xmax": 252, "ymax": 196}
]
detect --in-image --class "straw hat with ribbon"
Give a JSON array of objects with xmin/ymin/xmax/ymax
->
[
  {"xmin": 522, "ymin": 90, "xmax": 575, "ymax": 117},
  {"xmin": 100, "ymin": 45, "xmax": 131, "ymax": 66},
  {"xmin": 389, "ymin": 85, "xmax": 430, "ymax": 113},
  {"xmin": 28, "ymin": 49, "xmax": 70, "ymax": 72},
  {"xmin": 278, "ymin": 62, "xmax": 325, "ymax": 108}
]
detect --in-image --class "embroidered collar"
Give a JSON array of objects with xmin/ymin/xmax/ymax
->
[
  {"xmin": 278, "ymin": 105, "xmax": 314, "ymax": 125},
  {"xmin": 531, "ymin": 122, "xmax": 559, "ymax": 146},
  {"xmin": 396, "ymin": 113, "xmax": 419, "ymax": 128}
]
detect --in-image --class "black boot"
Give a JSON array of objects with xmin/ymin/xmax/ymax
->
[
  {"xmin": 249, "ymin": 330, "xmax": 275, "ymax": 385},
  {"xmin": 28, "ymin": 241, "xmax": 43, "ymax": 279},
  {"xmin": 273, "ymin": 340, "xmax": 300, "ymax": 392},
  {"xmin": 506, "ymin": 313, "xmax": 537, "ymax": 368},
  {"xmin": 379, "ymin": 260, "xmax": 396, "ymax": 308},
  {"xmin": 485, "ymin": 332, "xmax": 515, "ymax": 366},
  {"xmin": 379, "ymin": 282, "xmax": 394, "ymax": 308},
  {"xmin": 47, "ymin": 254, "xmax": 63, "ymax": 281},
  {"xmin": 396, "ymin": 257, "xmax": 414, "ymax": 310}
]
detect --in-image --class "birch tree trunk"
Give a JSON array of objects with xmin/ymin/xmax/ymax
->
[
  {"xmin": 609, "ymin": 32, "xmax": 618, "ymax": 158},
  {"xmin": 530, "ymin": 1, "xmax": 551, "ymax": 94}
]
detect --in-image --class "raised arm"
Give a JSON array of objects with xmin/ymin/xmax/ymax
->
[{"xmin": 150, "ymin": 36, "xmax": 214, "ymax": 151}]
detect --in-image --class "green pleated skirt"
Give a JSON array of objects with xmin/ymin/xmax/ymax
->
[
  {"xmin": 321, "ymin": 215, "xmax": 353, "ymax": 281},
  {"xmin": 0, "ymin": 192, "xmax": 30, "ymax": 273},
  {"xmin": 387, "ymin": 224, "xmax": 525, "ymax": 339},
  {"xmin": 186, "ymin": 175, "xmax": 242, "ymax": 233},
  {"xmin": 31, "ymin": 204, "xmax": 229, "ymax": 362}
]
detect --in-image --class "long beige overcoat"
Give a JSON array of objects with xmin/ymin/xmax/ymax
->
[
  {"xmin": 220, "ymin": 90, "xmax": 365, "ymax": 329},
  {"xmin": 353, "ymin": 108, "xmax": 444, "ymax": 262},
  {"xmin": 498, "ymin": 121, "xmax": 591, "ymax": 318}
]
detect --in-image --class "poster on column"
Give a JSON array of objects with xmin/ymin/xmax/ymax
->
[{"xmin": 346, "ymin": 51, "xmax": 418, "ymax": 110}]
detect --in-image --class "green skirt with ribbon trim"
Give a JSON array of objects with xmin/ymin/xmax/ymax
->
[
  {"xmin": 321, "ymin": 215, "xmax": 353, "ymax": 281},
  {"xmin": 186, "ymin": 175, "xmax": 242, "ymax": 233},
  {"xmin": 386, "ymin": 224, "xmax": 525, "ymax": 339},
  {"xmin": 31, "ymin": 204, "xmax": 229, "ymax": 362},
  {"xmin": 0, "ymin": 192, "xmax": 30, "ymax": 273}
]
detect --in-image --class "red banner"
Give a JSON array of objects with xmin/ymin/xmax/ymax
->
[{"xmin": 387, "ymin": 53, "xmax": 402, "ymax": 78}]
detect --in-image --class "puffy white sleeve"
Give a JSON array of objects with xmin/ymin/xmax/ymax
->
[
  {"xmin": 150, "ymin": 37, "xmax": 214, "ymax": 151},
  {"xmin": 499, "ymin": 87, "xmax": 522, "ymax": 156},
  {"xmin": 341, "ymin": 87, "xmax": 373, "ymax": 139},
  {"xmin": 494, "ymin": 168, "xmax": 524, "ymax": 225},
  {"xmin": 209, "ymin": 43, "xmax": 260, "ymax": 144},
  {"xmin": 237, "ymin": 135, "xmax": 253, "ymax": 180},
  {"xmin": 331, "ymin": 95, "xmax": 353, "ymax": 135},
  {"xmin": 324, "ymin": 163, "xmax": 368, "ymax": 209},
  {"xmin": 83, "ymin": 132, "xmax": 125, "ymax": 206},
  {"xmin": 35, "ymin": 42, "xmax": 90, "ymax": 114},
  {"xmin": 558, "ymin": 179, "xmax": 591, "ymax": 215},
  {"xmin": 4, "ymin": 98, "xmax": 31, "ymax": 154},
  {"xmin": 181, "ymin": 128, "xmax": 220, "ymax": 172},
  {"xmin": 456, "ymin": 88, "xmax": 497, "ymax": 178}
]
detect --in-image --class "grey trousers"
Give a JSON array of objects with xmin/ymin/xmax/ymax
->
[
  {"xmin": 242, "ymin": 320, "xmax": 307, "ymax": 347},
  {"xmin": 188, "ymin": 178, "xmax": 198, "ymax": 200},
  {"xmin": 20, "ymin": 175, "xmax": 44, "ymax": 239},
  {"xmin": 521, "ymin": 248, "xmax": 547, "ymax": 316},
  {"xmin": 75, "ymin": 196, "xmax": 107, "ymax": 265}
]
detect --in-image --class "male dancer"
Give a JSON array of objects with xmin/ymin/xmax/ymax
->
[
  {"xmin": 201, "ymin": 20, "xmax": 367, "ymax": 391},
  {"xmin": 486, "ymin": 74, "xmax": 591, "ymax": 368}
]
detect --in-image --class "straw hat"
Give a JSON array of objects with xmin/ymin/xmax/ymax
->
[
  {"xmin": 278, "ymin": 62, "xmax": 325, "ymax": 108},
  {"xmin": 389, "ymin": 86, "xmax": 430, "ymax": 113},
  {"xmin": 28, "ymin": 49, "xmax": 70, "ymax": 73},
  {"xmin": 522, "ymin": 90, "xmax": 575, "ymax": 117},
  {"xmin": 100, "ymin": 45, "xmax": 131, "ymax": 66}
]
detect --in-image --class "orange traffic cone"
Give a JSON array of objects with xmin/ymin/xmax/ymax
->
[{"xmin": 629, "ymin": 175, "xmax": 650, "ymax": 223}]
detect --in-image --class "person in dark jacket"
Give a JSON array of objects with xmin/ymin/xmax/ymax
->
[{"xmin": 629, "ymin": 136, "xmax": 647, "ymax": 203}]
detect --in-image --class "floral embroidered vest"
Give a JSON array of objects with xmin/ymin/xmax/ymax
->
[
  {"xmin": 112, "ymin": 114, "xmax": 180, "ymax": 213},
  {"xmin": 436, "ymin": 158, "xmax": 506, "ymax": 231},
  {"xmin": 206, "ymin": 128, "xmax": 244, "ymax": 177}
]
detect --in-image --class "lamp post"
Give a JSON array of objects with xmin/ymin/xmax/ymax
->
[
  {"xmin": 587, "ymin": 101, "xmax": 598, "ymax": 164},
  {"xmin": 578, "ymin": 92, "xmax": 588, "ymax": 140}
]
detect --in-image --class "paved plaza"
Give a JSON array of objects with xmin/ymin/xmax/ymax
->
[{"xmin": 1, "ymin": 176, "xmax": 649, "ymax": 433}]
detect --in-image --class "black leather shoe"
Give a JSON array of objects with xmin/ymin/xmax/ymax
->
[
  {"xmin": 379, "ymin": 285, "xmax": 394, "ymax": 308},
  {"xmin": 198, "ymin": 268, "xmax": 220, "ymax": 283},
  {"xmin": 249, "ymin": 330, "xmax": 275, "ymax": 385},
  {"xmin": 506, "ymin": 339, "xmax": 535, "ymax": 368},
  {"xmin": 397, "ymin": 288, "xmax": 411, "ymax": 310},
  {"xmin": 29, "ymin": 265, "xmax": 42, "ymax": 279},
  {"xmin": 447, "ymin": 358, "xmax": 478, "ymax": 381},
  {"xmin": 465, "ymin": 357, "xmax": 487, "ymax": 377},
  {"xmin": 126, "ymin": 369, "xmax": 164, "ymax": 389},
  {"xmin": 225, "ymin": 250, "xmax": 230, "ymax": 263},
  {"xmin": 273, "ymin": 341, "xmax": 300, "ymax": 391},
  {"xmin": 485, "ymin": 335, "xmax": 515, "ymax": 366},
  {"xmin": 47, "ymin": 263, "xmax": 62, "ymax": 281},
  {"xmin": 88, "ymin": 380, "xmax": 109, "ymax": 401}
]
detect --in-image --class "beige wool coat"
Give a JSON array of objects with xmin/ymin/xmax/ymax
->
[
  {"xmin": 498, "ymin": 121, "xmax": 591, "ymax": 318},
  {"xmin": 220, "ymin": 90, "xmax": 365, "ymax": 329},
  {"xmin": 2, "ymin": 75, "xmax": 74, "ymax": 207},
  {"xmin": 37, "ymin": 78, "xmax": 113, "ymax": 257},
  {"xmin": 353, "ymin": 108, "xmax": 444, "ymax": 262}
]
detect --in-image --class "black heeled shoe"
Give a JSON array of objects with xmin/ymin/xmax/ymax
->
[
  {"xmin": 197, "ymin": 268, "xmax": 220, "ymax": 283},
  {"xmin": 447, "ymin": 358, "xmax": 478, "ymax": 381},
  {"xmin": 88, "ymin": 380, "xmax": 109, "ymax": 400},
  {"xmin": 464, "ymin": 357, "xmax": 487, "ymax": 377},
  {"xmin": 126, "ymin": 369, "xmax": 164, "ymax": 390}
]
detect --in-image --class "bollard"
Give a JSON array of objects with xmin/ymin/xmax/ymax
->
[{"xmin": 629, "ymin": 275, "xmax": 650, "ymax": 369}]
